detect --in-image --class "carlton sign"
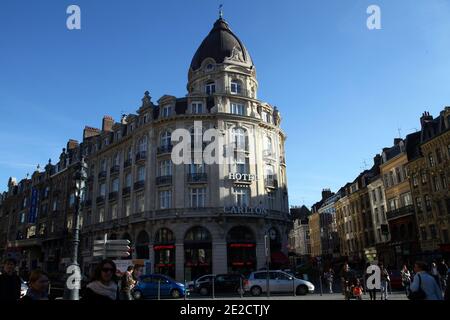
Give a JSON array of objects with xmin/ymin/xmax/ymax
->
[{"xmin": 224, "ymin": 206, "xmax": 268, "ymax": 215}]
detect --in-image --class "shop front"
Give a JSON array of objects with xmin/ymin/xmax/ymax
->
[
  {"xmin": 184, "ymin": 226, "xmax": 212, "ymax": 281},
  {"xmin": 226, "ymin": 226, "xmax": 256, "ymax": 276},
  {"xmin": 154, "ymin": 228, "xmax": 176, "ymax": 278}
]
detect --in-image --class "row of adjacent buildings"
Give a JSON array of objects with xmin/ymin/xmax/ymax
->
[
  {"xmin": 0, "ymin": 16, "xmax": 291, "ymax": 281},
  {"xmin": 289, "ymin": 107, "xmax": 450, "ymax": 269}
]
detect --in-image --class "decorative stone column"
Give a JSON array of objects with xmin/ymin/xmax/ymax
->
[
  {"xmin": 212, "ymin": 241, "xmax": 228, "ymax": 275},
  {"xmin": 175, "ymin": 242, "xmax": 184, "ymax": 282}
]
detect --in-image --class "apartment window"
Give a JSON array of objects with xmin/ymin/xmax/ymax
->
[
  {"xmin": 378, "ymin": 187, "xmax": 384, "ymax": 201},
  {"xmin": 160, "ymin": 131, "xmax": 171, "ymax": 147},
  {"xmin": 437, "ymin": 200, "xmax": 444, "ymax": 216},
  {"xmin": 396, "ymin": 167, "xmax": 403, "ymax": 183},
  {"xmin": 100, "ymin": 159, "xmax": 107, "ymax": 172},
  {"xmin": 111, "ymin": 178, "xmax": 119, "ymax": 192},
  {"xmin": 126, "ymin": 147, "xmax": 133, "ymax": 161},
  {"xmin": 425, "ymin": 195, "xmax": 432, "ymax": 211},
  {"xmin": 235, "ymin": 157, "xmax": 249, "ymax": 175},
  {"xmin": 265, "ymin": 164, "xmax": 275, "ymax": 182},
  {"xmin": 162, "ymin": 105, "xmax": 172, "ymax": 118},
  {"xmin": 99, "ymin": 183, "xmax": 106, "ymax": 197},
  {"xmin": 159, "ymin": 190, "xmax": 172, "ymax": 209},
  {"xmin": 190, "ymin": 187, "xmax": 206, "ymax": 208},
  {"xmin": 234, "ymin": 187, "xmax": 250, "ymax": 207},
  {"xmin": 416, "ymin": 197, "xmax": 423, "ymax": 212},
  {"xmin": 412, "ymin": 174, "xmax": 419, "ymax": 187},
  {"xmin": 384, "ymin": 174, "xmax": 390, "ymax": 188},
  {"xmin": 433, "ymin": 176, "xmax": 441, "ymax": 192},
  {"xmin": 428, "ymin": 153, "xmax": 435, "ymax": 167},
  {"xmin": 111, "ymin": 203, "xmax": 118, "ymax": 220},
  {"xmin": 205, "ymin": 82, "xmax": 215, "ymax": 95},
  {"xmin": 136, "ymin": 194, "xmax": 145, "ymax": 212},
  {"xmin": 441, "ymin": 174, "xmax": 448, "ymax": 189},
  {"xmin": 264, "ymin": 135, "xmax": 273, "ymax": 156},
  {"xmin": 137, "ymin": 166, "xmax": 146, "ymax": 181},
  {"xmin": 401, "ymin": 192, "xmax": 412, "ymax": 206},
  {"xmin": 99, "ymin": 208, "xmax": 105, "ymax": 223},
  {"xmin": 388, "ymin": 198, "xmax": 398, "ymax": 211},
  {"xmin": 436, "ymin": 148, "xmax": 442, "ymax": 164},
  {"xmin": 189, "ymin": 163, "xmax": 205, "ymax": 174},
  {"xmin": 389, "ymin": 171, "xmax": 395, "ymax": 186},
  {"xmin": 372, "ymin": 190, "xmax": 377, "ymax": 203},
  {"xmin": 231, "ymin": 103, "xmax": 246, "ymax": 116},
  {"xmin": 230, "ymin": 80, "xmax": 242, "ymax": 94},
  {"xmin": 52, "ymin": 199, "xmax": 58, "ymax": 212},
  {"xmin": 268, "ymin": 191, "xmax": 275, "ymax": 210},
  {"xmin": 124, "ymin": 199, "xmax": 131, "ymax": 217},
  {"xmin": 125, "ymin": 173, "xmax": 132, "ymax": 188},
  {"xmin": 138, "ymin": 136, "xmax": 148, "ymax": 153},
  {"xmin": 421, "ymin": 172, "xmax": 428, "ymax": 184},
  {"xmin": 232, "ymin": 127, "xmax": 247, "ymax": 150},
  {"xmin": 430, "ymin": 225, "xmax": 437, "ymax": 239},
  {"xmin": 192, "ymin": 102, "xmax": 203, "ymax": 114},
  {"xmin": 374, "ymin": 208, "xmax": 379, "ymax": 224},
  {"xmin": 159, "ymin": 160, "xmax": 172, "ymax": 176},
  {"xmin": 113, "ymin": 153, "xmax": 120, "ymax": 166}
]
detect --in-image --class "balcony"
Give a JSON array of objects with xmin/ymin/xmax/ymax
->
[
  {"xmin": 157, "ymin": 145, "xmax": 173, "ymax": 155},
  {"xmin": 264, "ymin": 178, "xmax": 278, "ymax": 189},
  {"xmin": 124, "ymin": 159, "xmax": 132, "ymax": 169},
  {"xmin": 187, "ymin": 173, "xmax": 207, "ymax": 183},
  {"xmin": 98, "ymin": 171, "xmax": 107, "ymax": 180},
  {"xmin": 156, "ymin": 175, "xmax": 172, "ymax": 186},
  {"xmin": 96, "ymin": 196, "xmax": 105, "ymax": 205},
  {"xmin": 135, "ymin": 151, "xmax": 147, "ymax": 163},
  {"xmin": 386, "ymin": 205, "xmax": 415, "ymax": 221},
  {"xmin": 134, "ymin": 180, "xmax": 145, "ymax": 190},
  {"xmin": 110, "ymin": 165, "xmax": 120, "ymax": 175},
  {"xmin": 122, "ymin": 187, "xmax": 131, "ymax": 196},
  {"xmin": 108, "ymin": 192, "xmax": 118, "ymax": 201}
]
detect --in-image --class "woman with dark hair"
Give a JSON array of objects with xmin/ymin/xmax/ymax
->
[
  {"xmin": 82, "ymin": 259, "xmax": 119, "ymax": 301},
  {"xmin": 20, "ymin": 270, "xmax": 50, "ymax": 301}
]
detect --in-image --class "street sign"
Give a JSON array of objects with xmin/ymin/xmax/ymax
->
[
  {"xmin": 92, "ymin": 235, "xmax": 131, "ymax": 258},
  {"xmin": 93, "ymin": 250, "xmax": 130, "ymax": 257}
]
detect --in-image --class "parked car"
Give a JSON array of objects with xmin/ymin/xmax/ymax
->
[
  {"xmin": 132, "ymin": 274, "xmax": 186, "ymax": 299},
  {"xmin": 186, "ymin": 274, "xmax": 214, "ymax": 292},
  {"xmin": 244, "ymin": 270, "xmax": 315, "ymax": 296},
  {"xmin": 196, "ymin": 274, "xmax": 245, "ymax": 296}
]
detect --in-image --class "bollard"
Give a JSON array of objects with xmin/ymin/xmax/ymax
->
[
  {"xmin": 158, "ymin": 279, "xmax": 161, "ymax": 300},
  {"xmin": 212, "ymin": 275, "xmax": 215, "ymax": 299},
  {"xmin": 292, "ymin": 277, "xmax": 296, "ymax": 296}
]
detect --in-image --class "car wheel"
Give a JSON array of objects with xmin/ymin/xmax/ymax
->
[
  {"xmin": 171, "ymin": 289, "xmax": 181, "ymax": 299},
  {"xmin": 296, "ymin": 285, "xmax": 308, "ymax": 295},
  {"xmin": 199, "ymin": 287, "xmax": 209, "ymax": 296},
  {"xmin": 250, "ymin": 286, "xmax": 262, "ymax": 297},
  {"xmin": 133, "ymin": 290, "xmax": 143, "ymax": 300}
]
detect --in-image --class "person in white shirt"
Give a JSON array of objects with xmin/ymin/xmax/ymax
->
[{"xmin": 410, "ymin": 261, "xmax": 443, "ymax": 300}]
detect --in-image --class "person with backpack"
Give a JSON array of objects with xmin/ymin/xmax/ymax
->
[{"xmin": 409, "ymin": 261, "xmax": 443, "ymax": 300}]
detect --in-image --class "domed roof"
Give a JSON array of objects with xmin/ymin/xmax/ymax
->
[{"xmin": 190, "ymin": 18, "xmax": 253, "ymax": 71}]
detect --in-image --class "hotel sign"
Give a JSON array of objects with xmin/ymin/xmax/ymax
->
[
  {"xmin": 224, "ymin": 206, "xmax": 268, "ymax": 215},
  {"xmin": 228, "ymin": 172, "xmax": 257, "ymax": 182}
]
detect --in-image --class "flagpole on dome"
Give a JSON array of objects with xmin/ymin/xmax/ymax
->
[{"xmin": 219, "ymin": 4, "xmax": 223, "ymax": 19}]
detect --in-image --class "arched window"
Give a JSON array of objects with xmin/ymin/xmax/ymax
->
[
  {"xmin": 185, "ymin": 226, "xmax": 211, "ymax": 242},
  {"xmin": 264, "ymin": 136, "xmax": 273, "ymax": 156},
  {"xmin": 160, "ymin": 131, "xmax": 171, "ymax": 147},
  {"xmin": 155, "ymin": 228, "xmax": 175, "ymax": 244},
  {"xmin": 136, "ymin": 136, "xmax": 147, "ymax": 153}
]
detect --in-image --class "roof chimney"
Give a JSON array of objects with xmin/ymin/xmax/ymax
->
[
  {"xmin": 83, "ymin": 126, "xmax": 101, "ymax": 139},
  {"xmin": 393, "ymin": 138, "xmax": 402, "ymax": 146},
  {"xmin": 102, "ymin": 115, "xmax": 114, "ymax": 132},
  {"xmin": 420, "ymin": 111, "xmax": 433, "ymax": 128},
  {"xmin": 322, "ymin": 188, "xmax": 332, "ymax": 201}
]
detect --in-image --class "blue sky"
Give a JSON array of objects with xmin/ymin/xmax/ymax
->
[{"xmin": 1, "ymin": 0, "xmax": 450, "ymax": 207}]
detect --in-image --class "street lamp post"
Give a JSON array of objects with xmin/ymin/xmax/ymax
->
[{"xmin": 66, "ymin": 157, "xmax": 88, "ymax": 300}]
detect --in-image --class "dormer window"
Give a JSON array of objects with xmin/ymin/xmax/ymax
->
[
  {"xmin": 206, "ymin": 64, "xmax": 214, "ymax": 71},
  {"xmin": 205, "ymin": 82, "xmax": 215, "ymax": 95},
  {"xmin": 230, "ymin": 80, "xmax": 242, "ymax": 94},
  {"xmin": 192, "ymin": 102, "xmax": 203, "ymax": 114},
  {"xmin": 162, "ymin": 105, "xmax": 172, "ymax": 118}
]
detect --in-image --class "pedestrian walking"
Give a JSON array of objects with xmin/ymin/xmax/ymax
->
[
  {"xmin": 340, "ymin": 263, "xmax": 354, "ymax": 299},
  {"xmin": 379, "ymin": 263, "xmax": 389, "ymax": 300},
  {"xmin": 0, "ymin": 258, "xmax": 21, "ymax": 301},
  {"xmin": 120, "ymin": 265, "xmax": 136, "ymax": 300},
  {"xmin": 437, "ymin": 259, "xmax": 448, "ymax": 292},
  {"xmin": 82, "ymin": 259, "xmax": 119, "ymax": 301},
  {"xmin": 400, "ymin": 265, "xmax": 411, "ymax": 296},
  {"xmin": 20, "ymin": 270, "xmax": 50, "ymax": 301},
  {"xmin": 324, "ymin": 268, "xmax": 334, "ymax": 294},
  {"xmin": 351, "ymin": 279, "xmax": 363, "ymax": 300},
  {"xmin": 409, "ymin": 261, "xmax": 443, "ymax": 300},
  {"xmin": 430, "ymin": 262, "xmax": 440, "ymax": 287}
]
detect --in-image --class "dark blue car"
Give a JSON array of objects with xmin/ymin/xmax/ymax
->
[{"xmin": 132, "ymin": 274, "xmax": 186, "ymax": 299}]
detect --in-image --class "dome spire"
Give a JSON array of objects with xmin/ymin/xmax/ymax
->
[{"xmin": 219, "ymin": 4, "xmax": 223, "ymax": 19}]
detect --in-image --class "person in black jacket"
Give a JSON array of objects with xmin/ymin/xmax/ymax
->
[
  {"xmin": 0, "ymin": 258, "xmax": 21, "ymax": 301},
  {"xmin": 82, "ymin": 259, "xmax": 119, "ymax": 301}
]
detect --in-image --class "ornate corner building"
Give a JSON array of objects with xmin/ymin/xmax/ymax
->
[{"xmin": 0, "ymin": 17, "xmax": 291, "ymax": 281}]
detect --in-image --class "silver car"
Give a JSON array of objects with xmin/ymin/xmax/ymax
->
[{"xmin": 244, "ymin": 270, "xmax": 315, "ymax": 296}]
